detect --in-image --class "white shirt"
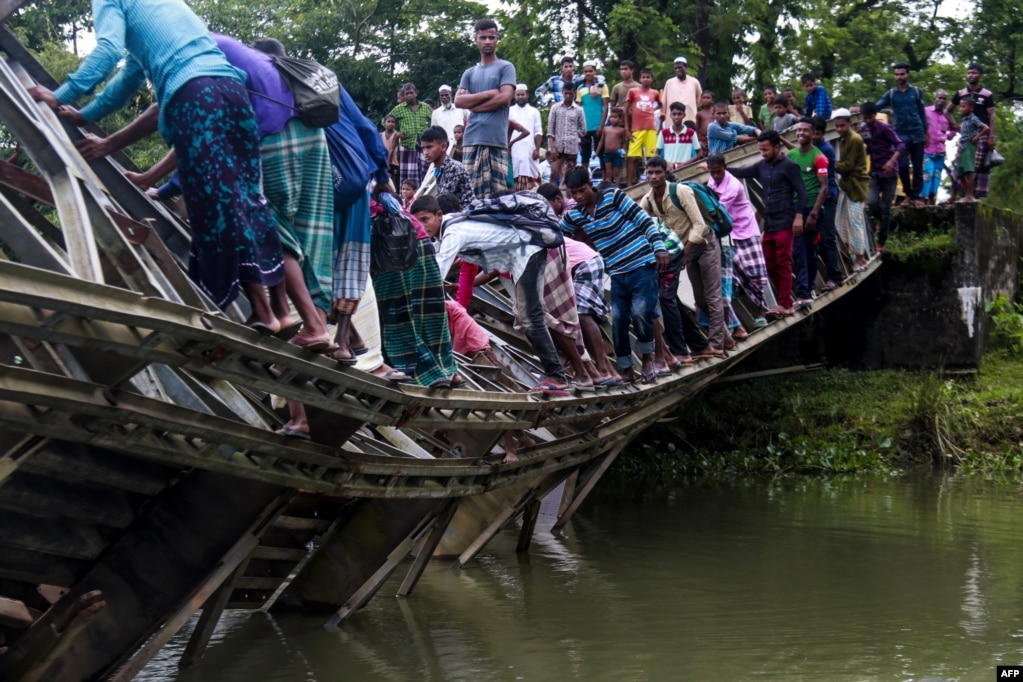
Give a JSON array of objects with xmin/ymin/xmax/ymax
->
[
  {"xmin": 435, "ymin": 217, "xmax": 543, "ymax": 282},
  {"xmin": 431, "ymin": 104, "xmax": 468, "ymax": 146},
  {"xmin": 508, "ymin": 102, "xmax": 543, "ymax": 179}
]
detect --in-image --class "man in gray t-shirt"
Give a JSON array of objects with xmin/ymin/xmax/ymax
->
[{"xmin": 455, "ymin": 18, "xmax": 516, "ymax": 199}]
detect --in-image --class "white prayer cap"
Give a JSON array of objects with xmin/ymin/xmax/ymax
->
[
  {"xmin": 438, "ymin": 84, "xmax": 452, "ymax": 93},
  {"xmin": 515, "ymin": 83, "xmax": 529, "ymax": 92},
  {"xmin": 674, "ymin": 56, "xmax": 688, "ymax": 65},
  {"xmin": 831, "ymin": 107, "xmax": 852, "ymax": 119},
  {"xmin": 582, "ymin": 60, "xmax": 597, "ymax": 68}
]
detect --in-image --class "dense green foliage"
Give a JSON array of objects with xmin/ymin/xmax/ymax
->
[
  {"xmin": 612, "ymin": 350, "xmax": 1023, "ymax": 484},
  {"xmin": 7, "ymin": 0, "xmax": 1020, "ymax": 206}
]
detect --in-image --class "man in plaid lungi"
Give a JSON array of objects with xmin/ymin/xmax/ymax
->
[
  {"xmin": 707, "ymin": 153, "xmax": 769, "ymax": 319},
  {"xmin": 950, "ymin": 64, "xmax": 997, "ymax": 199},
  {"xmin": 456, "ymin": 19, "xmax": 516, "ymax": 199}
]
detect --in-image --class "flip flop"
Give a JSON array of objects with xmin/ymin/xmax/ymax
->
[
  {"xmin": 276, "ymin": 320, "xmax": 303, "ymax": 341},
  {"xmin": 640, "ymin": 370, "xmax": 658, "ymax": 385},
  {"xmin": 328, "ymin": 348, "xmax": 358, "ymax": 366},
  {"xmin": 573, "ymin": 381, "xmax": 597, "ymax": 393},
  {"xmin": 351, "ymin": 345, "xmax": 369, "ymax": 356},
  {"xmin": 379, "ymin": 368, "xmax": 412, "ymax": 382},
  {"xmin": 247, "ymin": 320, "xmax": 276, "ymax": 336},
  {"xmin": 428, "ymin": 377, "xmax": 452, "ymax": 389},
  {"xmin": 598, "ymin": 377, "xmax": 624, "ymax": 388},
  {"xmin": 274, "ymin": 427, "xmax": 311, "ymax": 441},
  {"xmin": 290, "ymin": 334, "xmax": 335, "ymax": 353},
  {"xmin": 449, "ymin": 374, "xmax": 467, "ymax": 389},
  {"xmin": 529, "ymin": 381, "xmax": 570, "ymax": 397}
]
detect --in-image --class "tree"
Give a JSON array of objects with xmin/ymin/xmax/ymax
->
[{"xmin": 7, "ymin": 0, "xmax": 92, "ymax": 54}]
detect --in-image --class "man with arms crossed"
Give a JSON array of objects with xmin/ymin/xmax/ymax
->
[{"xmin": 456, "ymin": 18, "xmax": 516, "ymax": 199}]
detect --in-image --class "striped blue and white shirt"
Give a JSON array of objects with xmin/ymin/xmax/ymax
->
[{"xmin": 559, "ymin": 188, "xmax": 665, "ymax": 277}]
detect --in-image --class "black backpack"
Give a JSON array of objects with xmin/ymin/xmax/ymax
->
[{"xmin": 271, "ymin": 55, "xmax": 341, "ymax": 128}]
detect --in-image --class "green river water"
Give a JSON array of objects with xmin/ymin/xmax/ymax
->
[{"xmin": 138, "ymin": 472, "xmax": 1023, "ymax": 681}]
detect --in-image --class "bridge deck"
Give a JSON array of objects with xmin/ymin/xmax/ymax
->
[{"xmin": 0, "ymin": 23, "xmax": 879, "ymax": 681}]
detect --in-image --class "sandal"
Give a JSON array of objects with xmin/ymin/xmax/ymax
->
[
  {"xmin": 598, "ymin": 377, "xmax": 625, "ymax": 388},
  {"xmin": 328, "ymin": 348, "xmax": 358, "ymax": 366},
  {"xmin": 820, "ymin": 281, "xmax": 839, "ymax": 293},
  {"xmin": 428, "ymin": 377, "xmax": 452, "ymax": 390},
  {"xmin": 274, "ymin": 427, "xmax": 311, "ymax": 441},
  {"xmin": 277, "ymin": 320, "xmax": 303, "ymax": 341},
  {"xmin": 640, "ymin": 370, "xmax": 658, "ymax": 385},
  {"xmin": 449, "ymin": 374, "xmax": 467, "ymax": 389},
  {"xmin": 379, "ymin": 368, "xmax": 411, "ymax": 382},
  {"xmin": 290, "ymin": 334, "xmax": 336, "ymax": 353},
  {"xmin": 246, "ymin": 319, "xmax": 276, "ymax": 336},
  {"xmin": 351, "ymin": 345, "xmax": 368, "ymax": 356},
  {"xmin": 529, "ymin": 381, "xmax": 570, "ymax": 397}
]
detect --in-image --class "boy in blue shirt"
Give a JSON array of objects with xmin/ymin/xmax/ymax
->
[{"xmin": 706, "ymin": 102, "xmax": 759, "ymax": 154}]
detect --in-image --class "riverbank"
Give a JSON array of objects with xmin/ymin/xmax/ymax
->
[{"xmin": 613, "ymin": 348, "xmax": 1023, "ymax": 483}]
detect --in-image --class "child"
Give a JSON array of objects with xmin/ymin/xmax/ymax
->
[
  {"xmin": 596, "ymin": 107, "xmax": 628, "ymax": 185},
  {"xmin": 401, "ymin": 179, "xmax": 417, "ymax": 210},
  {"xmin": 695, "ymin": 90, "xmax": 715, "ymax": 157},
  {"xmin": 772, "ymin": 96, "xmax": 796, "ymax": 131},
  {"xmin": 781, "ymin": 88, "xmax": 801, "ymax": 115},
  {"xmin": 954, "ymin": 94, "xmax": 990, "ymax": 202},
  {"xmin": 382, "ymin": 114, "xmax": 400, "ymax": 189},
  {"xmin": 547, "ymin": 81, "xmax": 586, "ymax": 185},
  {"xmin": 624, "ymin": 68, "xmax": 661, "ymax": 185},
  {"xmin": 706, "ymin": 102, "xmax": 759, "ymax": 154},
  {"xmin": 656, "ymin": 102, "xmax": 700, "ymax": 171},
  {"xmin": 729, "ymin": 89, "xmax": 754, "ymax": 125},
  {"xmin": 451, "ymin": 124, "xmax": 465, "ymax": 162}
]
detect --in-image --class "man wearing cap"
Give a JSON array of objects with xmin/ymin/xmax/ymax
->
[
  {"xmin": 431, "ymin": 84, "xmax": 468, "ymax": 146},
  {"xmin": 509, "ymin": 83, "xmax": 543, "ymax": 190},
  {"xmin": 661, "ymin": 56, "xmax": 701, "ymax": 125},
  {"xmin": 577, "ymin": 60, "xmax": 609, "ymax": 170}
]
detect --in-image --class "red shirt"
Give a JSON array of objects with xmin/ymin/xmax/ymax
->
[{"xmin": 627, "ymin": 87, "xmax": 659, "ymax": 131}]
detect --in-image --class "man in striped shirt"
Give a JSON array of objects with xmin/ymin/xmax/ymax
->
[{"xmin": 561, "ymin": 167, "xmax": 669, "ymax": 383}]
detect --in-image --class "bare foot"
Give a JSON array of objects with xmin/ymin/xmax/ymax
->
[{"xmin": 502, "ymin": 452, "xmax": 519, "ymax": 464}]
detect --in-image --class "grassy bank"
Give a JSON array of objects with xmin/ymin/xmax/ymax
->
[{"xmin": 613, "ymin": 349, "xmax": 1023, "ymax": 484}]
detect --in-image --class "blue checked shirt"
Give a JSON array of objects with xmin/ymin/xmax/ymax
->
[{"xmin": 803, "ymin": 84, "xmax": 833, "ymax": 120}]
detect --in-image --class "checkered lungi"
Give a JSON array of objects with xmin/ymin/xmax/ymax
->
[
  {"xmin": 372, "ymin": 238, "xmax": 456, "ymax": 387},
  {"xmin": 571, "ymin": 254, "xmax": 607, "ymax": 322},
  {"xmin": 463, "ymin": 145, "xmax": 511, "ymax": 200},
  {"xmin": 541, "ymin": 246, "xmax": 580, "ymax": 340},
  {"xmin": 951, "ymin": 137, "xmax": 992, "ymax": 198},
  {"xmin": 836, "ymin": 191, "xmax": 869, "ymax": 257},
  {"xmin": 731, "ymin": 234, "xmax": 769, "ymax": 311},
  {"xmin": 261, "ymin": 119, "xmax": 335, "ymax": 312},
  {"xmin": 973, "ymin": 137, "xmax": 990, "ymax": 198},
  {"xmin": 720, "ymin": 242, "xmax": 741, "ymax": 329},
  {"xmin": 332, "ymin": 190, "xmax": 372, "ymax": 309},
  {"xmin": 399, "ymin": 145, "xmax": 428, "ymax": 188}
]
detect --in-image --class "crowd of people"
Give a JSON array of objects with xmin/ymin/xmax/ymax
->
[{"xmin": 28, "ymin": 3, "xmax": 1002, "ymax": 442}]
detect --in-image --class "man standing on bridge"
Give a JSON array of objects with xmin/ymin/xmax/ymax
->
[
  {"xmin": 456, "ymin": 18, "xmax": 516, "ymax": 199},
  {"xmin": 561, "ymin": 167, "xmax": 669, "ymax": 384},
  {"xmin": 723, "ymin": 131, "xmax": 807, "ymax": 318}
]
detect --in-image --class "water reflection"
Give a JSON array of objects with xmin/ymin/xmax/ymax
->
[{"xmin": 139, "ymin": 473, "xmax": 1023, "ymax": 682}]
